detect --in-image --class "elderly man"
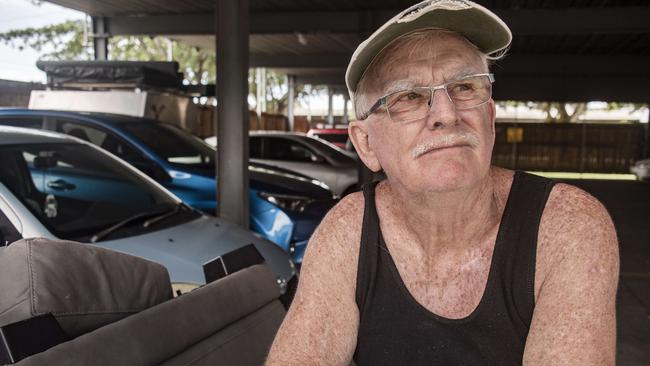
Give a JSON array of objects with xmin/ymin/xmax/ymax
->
[{"xmin": 267, "ymin": 1, "xmax": 618, "ymax": 365}]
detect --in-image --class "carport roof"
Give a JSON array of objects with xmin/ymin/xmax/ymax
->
[{"xmin": 44, "ymin": 0, "xmax": 650, "ymax": 102}]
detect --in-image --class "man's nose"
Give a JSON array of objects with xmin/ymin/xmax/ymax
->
[{"xmin": 424, "ymin": 88, "xmax": 458, "ymax": 129}]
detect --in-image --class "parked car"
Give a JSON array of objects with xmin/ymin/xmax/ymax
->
[
  {"xmin": 0, "ymin": 109, "xmax": 337, "ymax": 264},
  {"xmin": 630, "ymin": 159, "xmax": 650, "ymax": 181},
  {"xmin": 206, "ymin": 132, "xmax": 359, "ymax": 197},
  {"xmin": 0, "ymin": 126, "xmax": 296, "ymax": 297},
  {"xmin": 307, "ymin": 127, "xmax": 350, "ymax": 149}
]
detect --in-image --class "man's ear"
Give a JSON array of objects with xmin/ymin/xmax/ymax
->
[
  {"xmin": 348, "ymin": 121, "xmax": 382, "ymax": 172},
  {"xmin": 487, "ymin": 99, "xmax": 496, "ymax": 137}
]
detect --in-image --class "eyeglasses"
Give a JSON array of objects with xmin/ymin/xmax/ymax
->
[{"xmin": 359, "ymin": 73, "xmax": 495, "ymax": 123}]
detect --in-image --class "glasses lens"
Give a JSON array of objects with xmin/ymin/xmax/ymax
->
[
  {"xmin": 385, "ymin": 88, "xmax": 431, "ymax": 123},
  {"xmin": 446, "ymin": 75, "xmax": 492, "ymax": 110}
]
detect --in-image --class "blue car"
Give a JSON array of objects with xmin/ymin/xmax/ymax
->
[
  {"xmin": 0, "ymin": 126, "xmax": 297, "ymax": 296},
  {"xmin": 0, "ymin": 109, "xmax": 336, "ymax": 264}
]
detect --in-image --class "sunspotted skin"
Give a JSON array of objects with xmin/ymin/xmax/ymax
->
[{"xmin": 266, "ymin": 31, "xmax": 618, "ymax": 366}]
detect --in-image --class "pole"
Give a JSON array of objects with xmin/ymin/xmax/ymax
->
[
  {"xmin": 645, "ymin": 106, "xmax": 650, "ymax": 159},
  {"xmin": 92, "ymin": 17, "xmax": 109, "ymax": 60},
  {"xmin": 287, "ymin": 75, "xmax": 295, "ymax": 131},
  {"xmin": 327, "ymin": 88, "xmax": 334, "ymax": 126},
  {"xmin": 343, "ymin": 93, "xmax": 349, "ymax": 124}
]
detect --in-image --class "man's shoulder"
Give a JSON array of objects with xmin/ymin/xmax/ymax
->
[
  {"xmin": 544, "ymin": 181, "xmax": 611, "ymax": 227},
  {"xmin": 320, "ymin": 190, "xmax": 365, "ymax": 234},
  {"xmin": 536, "ymin": 181, "xmax": 618, "ymax": 288},
  {"xmin": 305, "ymin": 190, "xmax": 366, "ymax": 256}
]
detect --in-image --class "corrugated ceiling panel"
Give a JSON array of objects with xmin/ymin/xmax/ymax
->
[{"xmin": 47, "ymin": 0, "xmax": 650, "ymax": 15}]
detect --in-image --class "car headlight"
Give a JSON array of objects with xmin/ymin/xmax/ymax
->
[{"xmin": 259, "ymin": 192, "xmax": 314, "ymax": 213}]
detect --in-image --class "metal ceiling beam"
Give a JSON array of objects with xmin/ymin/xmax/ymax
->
[
  {"xmin": 253, "ymin": 54, "xmax": 650, "ymax": 76},
  {"xmin": 494, "ymin": 75, "xmax": 650, "ymax": 103},
  {"xmin": 107, "ymin": 7, "xmax": 650, "ymax": 36},
  {"xmin": 250, "ymin": 54, "xmax": 350, "ymax": 68},
  {"xmin": 283, "ymin": 70, "xmax": 650, "ymax": 104}
]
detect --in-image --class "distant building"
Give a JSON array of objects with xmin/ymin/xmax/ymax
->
[{"xmin": 0, "ymin": 79, "xmax": 45, "ymax": 107}]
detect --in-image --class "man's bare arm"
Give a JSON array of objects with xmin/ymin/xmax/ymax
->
[
  {"xmin": 266, "ymin": 193, "xmax": 364, "ymax": 366},
  {"xmin": 524, "ymin": 184, "xmax": 619, "ymax": 365}
]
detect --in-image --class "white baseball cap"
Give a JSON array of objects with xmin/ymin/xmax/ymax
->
[{"xmin": 345, "ymin": 0, "xmax": 512, "ymax": 98}]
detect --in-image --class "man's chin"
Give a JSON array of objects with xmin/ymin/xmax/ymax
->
[{"xmin": 405, "ymin": 162, "xmax": 484, "ymax": 193}]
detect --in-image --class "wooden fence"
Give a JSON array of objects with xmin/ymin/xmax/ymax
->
[{"xmin": 493, "ymin": 122, "xmax": 646, "ymax": 173}]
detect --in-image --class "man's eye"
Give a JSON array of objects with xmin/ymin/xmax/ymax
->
[
  {"xmin": 451, "ymin": 83, "xmax": 474, "ymax": 92},
  {"xmin": 400, "ymin": 92, "xmax": 424, "ymax": 101}
]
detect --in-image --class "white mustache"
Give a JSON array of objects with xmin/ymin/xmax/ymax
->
[{"xmin": 411, "ymin": 132, "xmax": 480, "ymax": 159}]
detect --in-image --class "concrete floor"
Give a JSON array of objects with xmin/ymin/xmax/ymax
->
[{"xmin": 562, "ymin": 179, "xmax": 650, "ymax": 365}]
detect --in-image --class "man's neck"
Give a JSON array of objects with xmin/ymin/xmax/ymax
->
[{"xmin": 381, "ymin": 169, "xmax": 501, "ymax": 256}]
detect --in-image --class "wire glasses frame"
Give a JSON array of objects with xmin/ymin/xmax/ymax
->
[{"xmin": 358, "ymin": 73, "xmax": 495, "ymax": 123}]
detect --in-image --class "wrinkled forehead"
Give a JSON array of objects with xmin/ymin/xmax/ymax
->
[{"xmin": 363, "ymin": 30, "xmax": 487, "ymax": 94}]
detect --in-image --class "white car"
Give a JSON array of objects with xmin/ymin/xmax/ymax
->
[
  {"xmin": 206, "ymin": 132, "xmax": 359, "ymax": 197},
  {"xmin": 0, "ymin": 126, "xmax": 296, "ymax": 297},
  {"xmin": 630, "ymin": 159, "xmax": 650, "ymax": 181}
]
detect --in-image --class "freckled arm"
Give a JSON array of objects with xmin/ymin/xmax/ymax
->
[
  {"xmin": 266, "ymin": 194, "xmax": 364, "ymax": 366},
  {"xmin": 523, "ymin": 186, "xmax": 619, "ymax": 366}
]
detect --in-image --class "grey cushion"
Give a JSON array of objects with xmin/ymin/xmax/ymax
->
[
  {"xmin": 160, "ymin": 301, "xmax": 285, "ymax": 366},
  {"xmin": 0, "ymin": 237, "xmax": 173, "ymax": 338},
  {"xmin": 15, "ymin": 264, "xmax": 284, "ymax": 366}
]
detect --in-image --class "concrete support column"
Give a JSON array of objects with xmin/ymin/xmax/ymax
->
[
  {"xmin": 327, "ymin": 88, "xmax": 334, "ymax": 126},
  {"xmin": 215, "ymin": 0, "xmax": 249, "ymax": 228},
  {"xmin": 287, "ymin": 74, "xmax": 295, "ymax": 131},
  {"xmin": 91, "ymin": 17, "xmax": 109, "ymax": 60}
]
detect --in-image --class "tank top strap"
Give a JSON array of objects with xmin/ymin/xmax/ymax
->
[
  {"xmin": 491, "ymin": 170, "xmax": 557, "ymax": 330},
  {"xmin": 355, "ymin": 181, "xmax": 381, "ymax": 316}
]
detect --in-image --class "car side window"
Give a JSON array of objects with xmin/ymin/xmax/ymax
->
[
  {"xmin": 0, "ymin": 208, "xmax": 21, "ymax": 246},
  {"xmin": 0, "ymin": 116, "xmax": 44, "ymax": 130},
  {"xmin": 265, "ymin": 138, "xmax": 317, "ymax": 162},
  {"xmin": 54, "ymin": 120, "xmax": 145, "ymax": 163}
]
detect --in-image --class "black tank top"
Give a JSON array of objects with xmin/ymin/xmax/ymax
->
[{"xmin": 354, "ymin": 171, "xmax": 556, "ymax": 365}]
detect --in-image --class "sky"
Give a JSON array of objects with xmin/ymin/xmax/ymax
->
[{"xmin": 0, "ymin": 0, "xmax": 85, "ymax": 82}]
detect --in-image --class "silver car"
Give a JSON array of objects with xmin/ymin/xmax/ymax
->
[
  {"xmin": 206, "ymin": 132, "xmax": 359, "ymax": 197},
  {"xmin": 0, "ymin": 126, "xmax": 296, "ymax": 296}
]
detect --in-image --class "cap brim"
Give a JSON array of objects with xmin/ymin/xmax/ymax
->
[{"xmin": 346, "ymin": 2, "xmax": 511, "ymax": 97}]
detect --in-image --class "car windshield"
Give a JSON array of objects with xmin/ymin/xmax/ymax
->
[
  {"xmin": 312, "ymin": 132, "xmax": 348, "ymax": 144},
  {"xmin": 0, "ymin": 142, "xmax": 185, "ymax": 241},
  {"xmin": 121, "ymin": 122, "xmax": 215, "ymax": 169},
  {"xmin": 306, "ymin": 137, "xmax": 357, "ymax": 163}
]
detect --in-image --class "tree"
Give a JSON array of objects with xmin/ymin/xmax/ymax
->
[
  {"xmin": 0, "ymin": 20, "xmax": 91, "ymax": 60},
  {"xmin": 0, "ymin": 19, "xmax": 216, "ymax": 85},
  {"xmin": 0, "ymin": 17, "xmax": 318, "ymax": 113},
  {"xmin": 537, "ymin": 102, "xmax": 588, "ymax": 123}
]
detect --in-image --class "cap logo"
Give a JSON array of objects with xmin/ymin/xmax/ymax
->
[{"xmin": 399, "ymin": 0, "xmax": 472, "ymax": 23}]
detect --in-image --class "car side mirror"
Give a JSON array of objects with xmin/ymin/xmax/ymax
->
[{"xmin": 310, "ymin": 154, "xmax": 324, "ymax": 163}]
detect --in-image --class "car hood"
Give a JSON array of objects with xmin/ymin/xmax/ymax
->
[
  {"xmin": 248, "ymin": 165, "xmax": 333, "ymax": 199},
  {"xmin": 185, "ymin": 164, "xmax": 334, "ymax": 200},
  {"xmin": 95, "ymin": 215, "xmax": 295, "ymax": 285}
]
